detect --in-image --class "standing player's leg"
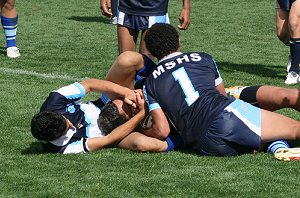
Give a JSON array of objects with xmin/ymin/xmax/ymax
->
[
  {"xmin": 1, "ymin": 0, "xmax": 20, "ymax": 58},
  {"xmin": 117, "ymin": 25, "xmax": 139, "ymax": 54},
  {"xmin": 276, "ymin": 1, "xmax": 290, "ymax": 45},
  {"xmin": 287, "ymin": 0, "xmax": 300, "ymax": 84}
]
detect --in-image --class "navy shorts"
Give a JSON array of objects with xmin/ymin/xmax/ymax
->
[
  {"xmin": 117, "ymin": 11, "xmax": 170, "ymax": 30},
  {"xmin": 200, "ymin": 100, "xmax": 262, "ymax": 156},
  {"xmin": 276, "ymin": 0, "xmax": 296, "ymax": 10}
]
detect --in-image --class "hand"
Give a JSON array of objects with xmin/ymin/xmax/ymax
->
[
  {"xmin": 123, "ymin": 88, "xmax": 137, "ymax": 108},
  {"xmin": 135, "ymin": 90, "xmax": 146, "ymax": 118},
  {"xmin": 100, "ymin": 0, "xmax": 112, "ymax": 17},
  {"xmin": 177, "ymin": 8, "xmax": 190, "ymax": 30}
]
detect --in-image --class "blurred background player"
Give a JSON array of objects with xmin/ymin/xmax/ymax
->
[
  {"xmin": 100, "ymin": 0, "xmax": 190, "ymax": 59},
  {"xmin": 275, "ymin": 0, "xmax": 300, "ymax": 84},
  {"xmin": 1, "ymin": 0, "xmax": 20, "ymax": 58}
]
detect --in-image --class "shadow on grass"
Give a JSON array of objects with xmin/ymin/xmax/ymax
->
[
  {"xmin": 21, "ymin": 142, "xmax": 44, "ymax": 155},
  {"xmin": 67, "ymin": 16, "xmax": 111, "ymax": 24},
  {"xmin": 1, "ymin": 46, "xmax": 6, "ymax": 56},
  {"xmin": 218, "ymin": 61, "xmax": 284, "ymax": 80}
]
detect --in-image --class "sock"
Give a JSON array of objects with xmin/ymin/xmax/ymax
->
[
  {"xmin": 1, "ymin": 15, "xmax": 18, "ymax": 48},
  {"xmin": 289, "ymin": 38, "xmax": 300, "ymax": 73},
  {"xmin": 165, "ymin": 130, "xmax": 184, "ymax": 152},
  {"xmin": 267, "ymin": 140, "xmax": 290, "ymax": 154}
]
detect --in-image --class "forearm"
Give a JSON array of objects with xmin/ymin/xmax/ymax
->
[
  {"xmin": 118, "ymin": 132, "xmax": 168, "ymax": 152},
  {"xmin": 182, "ymin": 0, "xmax": 191, "ymax": 10},
  {"xmin": 87, "ymin": 110, "xmax": 145, "ymax": 151},
  {"xmin": 81, "ymin": 78, "xmax": 130, "ymax": 98}
]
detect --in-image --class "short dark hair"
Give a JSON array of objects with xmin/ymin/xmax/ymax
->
[
  {"xmin": 31, "ymin": 111, "xmax": 67, "ymax": 141},
  {"xmin": 144, "ymin": 23, "xmax": 179, "ymax": 60},
  {"xmin": 98, "ymin": 101, "xmax": 129, "ymax": 135}
]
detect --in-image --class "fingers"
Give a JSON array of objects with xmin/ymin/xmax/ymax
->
[
  {"xmin": 177, "ymin": 18, "xmax": 190, "ymax": 30},
  {"xmin": 177, "ymin": 10, "xmax": 190, "ymax": 30},
  {"xmin": 100, "ymin": 0, "xmax": 112, "ymax": 17}
]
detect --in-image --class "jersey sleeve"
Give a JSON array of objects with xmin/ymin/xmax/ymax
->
[
  {"xmin": 56, "ymin": 82, "xmax": 86, "ymax": 101},
  {"xmin": 40, "ymin": 82, "xmax": 86, "ymax": 112},
  {"xmin": 142, "ymin": 84, "xmax": 161, "ymax": 112},
  {"xmin": 62, "ymin": 138, "xmax": 90, "ymax": 154},
  {"xmin": 212, "ymin": 59, "xmax": 223, "ymax": 86}
]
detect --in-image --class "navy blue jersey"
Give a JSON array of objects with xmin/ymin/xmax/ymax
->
[
  {"xmin": 143, "ymin": 52, "xmax": 234, "ymax": 147},
  {"xmin": 119, "ymin": 0, "xmax": 168, "ymax": 16},
  {"xmin": 40, "ymin": 83, "xmax": 105, "ymax": 154}
]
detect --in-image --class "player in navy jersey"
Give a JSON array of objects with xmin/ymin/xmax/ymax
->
[
  {"xmin": 275, "ymin": 0, "xmax": 300, "ymax": 84},
  {"xmin": 99, "ymin": 50, "xmax": 300, "ymax": 158},
  {"xmin": 140, "ymin": 23, "xmax": 300, "ymax": 156},
  {"xmin": 1, "ymin": 0, "xmax": 20, "ymax": 58},
  {"xmin": 100, "ymin": 0, "xmax": 190, "ymax": 59}
]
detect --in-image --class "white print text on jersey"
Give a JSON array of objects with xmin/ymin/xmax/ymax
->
[{"xmin": 152, "ymin": 53, "xmax": 202, "ymax": 79}]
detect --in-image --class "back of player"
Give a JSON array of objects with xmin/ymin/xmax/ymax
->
[{"xmin": 144, "ymin": 52, "xmax": 234, "ymax": 151}]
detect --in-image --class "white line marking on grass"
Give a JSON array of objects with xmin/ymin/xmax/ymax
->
[{"xmin": 0, "ymin": 67, "xmax": 82, "ymax": 81}]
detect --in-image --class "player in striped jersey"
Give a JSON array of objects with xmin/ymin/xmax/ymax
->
[
  {"xmin": 31, "ymin": 77, "xmax": 183, "ymax": 154},
  {"xmin": 30, "ymin": 79, "xmax": 146, "ymax": 154}
]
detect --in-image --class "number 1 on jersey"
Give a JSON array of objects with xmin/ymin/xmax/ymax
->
[{"xmin": 172, "ymin": 67, "xmax": 199, "ymax": 106}]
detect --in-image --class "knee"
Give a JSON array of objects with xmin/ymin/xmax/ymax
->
[
  {"xmin": 2, "ymin": 0, "xmax": 15, "ymax": 11},
  {"xmin": 288, "ymin": 16, "xmax": 300, "ymax": 35}
]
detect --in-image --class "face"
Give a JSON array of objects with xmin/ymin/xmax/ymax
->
[{"xmin": 112, "ymin": 99, "xmax": 137, "ymax": 119}]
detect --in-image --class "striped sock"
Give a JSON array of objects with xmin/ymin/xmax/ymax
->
[
  {"xmin": 267, "ymin": 140, "xmax": 290, "ymax": 154},
  {"xmin": 1, "ymin": 15, "xmax": 18, "ymax": 48}
]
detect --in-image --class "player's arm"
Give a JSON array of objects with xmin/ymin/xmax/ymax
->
[
  {"xmin": 216, "ymin": 81, "xmax": 227, "ymax": 97},
  {"xmin": 87, "ymin": 91, "xmax": 146, "ymax": 151},
  {"xmin": 118, "ymin": 132, "xmax": 168, "ymax": 152},
  {"xmin": 100, "ymin": 0, "xmax": 112, "ymax": 17},
  {"xmin": 139, "ymin": 108, "xmax": 170, "ymax": 140},
  {"xmin": 80, "ymin": 78, "xmax": 137, "ymax": 107},
  {"xmin": 178, "ymin": 0, "xmax": 191, "ymax": 30}
]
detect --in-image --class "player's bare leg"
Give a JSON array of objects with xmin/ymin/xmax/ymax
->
[
  {"xmin": 261, "ymin": 109, "xmax": 300, "ymax": 142},
  {"xmin": 117, "ymin": 25, "xmax": 139, "ymax": 54},
  {"xmin": 256, "ymin": 86, "xmax": 300, "ymax": 111},
  {"xmin": 276, "ymin": 7, "xmax": 289, "ymax": 44}
]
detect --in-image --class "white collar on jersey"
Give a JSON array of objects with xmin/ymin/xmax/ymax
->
[
  {"xmin": 50, "ymin": 127, "xmax": 76, "ymax": 146},
  {"xmin": 159, "ymin": 52, "xmax": 183, "ymax": 63}
]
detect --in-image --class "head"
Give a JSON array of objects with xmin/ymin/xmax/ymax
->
[
  {"xmin": 98, "ymin": 99, "xmax": 134, "ymax": 135},
  {"xmin": 144, "ymin": 23, "xmax": 180, "ymax": 60},
  {"xmin": 31, "ymin": 111, "xmax": 68, "ymax": 141}
]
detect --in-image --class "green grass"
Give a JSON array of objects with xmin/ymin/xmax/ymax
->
[{"xmin": 1, "ymin": 0, "xmax": 300, "ymax": 197}]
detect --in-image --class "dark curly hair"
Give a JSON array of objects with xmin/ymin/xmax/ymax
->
[
  {"xmin": 31, "ymin": 111, "xmax": 67, "ymax": 141},
  {"xmin": 98, "ymin": 101, "xmax": 129, "ymax": 135},
  {"xmin": 144, "ymin": 23, "xmax": 179, "ymax": 60}
]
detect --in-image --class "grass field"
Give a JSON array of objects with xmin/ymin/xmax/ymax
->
[{"xmin": 1, "ymin": 0, "xmax": 300, "ymax": 197}]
